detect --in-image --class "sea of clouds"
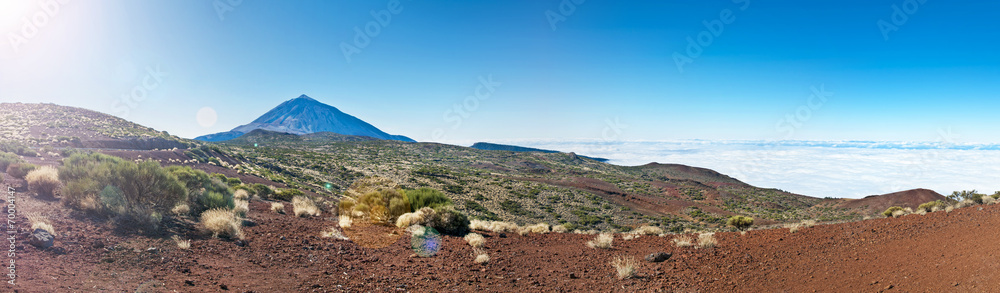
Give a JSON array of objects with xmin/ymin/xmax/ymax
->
[{"xmin": 493, "ymin": 140, "xmax": 1000, "ymax": 199}]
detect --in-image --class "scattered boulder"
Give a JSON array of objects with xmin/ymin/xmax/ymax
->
[
  {"xmin": 29, "ymin": 229, "xmax": 54, "ymax": 249},
  {"xmin": 645, "ymin": 252, "xmax": 672, "ymax": 263}
]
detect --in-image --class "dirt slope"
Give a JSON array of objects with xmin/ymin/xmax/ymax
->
[
  {"xmin": 837, "ymin": 188, "xmax": 949, "ymax": 213},
  {"xmin": 9, "ymin": 171, "xmax": 1000, "ymax": 292}
]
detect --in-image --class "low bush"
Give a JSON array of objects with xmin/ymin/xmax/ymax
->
[
  {"xmin": 273, "ymin": 188, "xmax": 304, "ymax": 201},
  {"xmin": 428, "ymin": 206, "xmax": 469, "ymax": 236},
  {"xmin": 882, "ymin": 206, "xmax": 905, "ymax": 218},
  {"xmin": 60, "ymin": 153, "xmax": 186, "ymax": 233},
  {"xmin": 233, "ymin": 200, "xmax": 249, "ymax": 217},
  {"xmin": 727, "ymin": 216, "xmax": 754, "ymax": 230},
  {"xmin": 405, "ymin": 188, "xmax": 452, "ymax": 210},
  {"xmin": 251, "ymin": 183, "xmax": 273, "ymax": 199},
  {"xmin": 587, "ymin": 233, "xmax": 614, "ymax": 249},
  {"xmin": 200, "ymin": 208, "xmax": 242, "ymax": 239},
  {"xmin": 469, "ymin": 220, "xmax": 520, "ymax": 233},
  {"xmin": 26, "ymin": 166, "xmax": 60, "ymax": 197},
  {"xmin": 0, "ymin": 151, "xmax": 24, "ymax": 170},
  {"xmin": 918, "ymin": 200, "xmax": 947, "ymax": 212},
  {"xmin": 552, "ymin": 224, "xmax": 570, "ymax": 233},
  {"xmin": 5, "ymin": 163, "xmax": 37, "ymax": 180}
]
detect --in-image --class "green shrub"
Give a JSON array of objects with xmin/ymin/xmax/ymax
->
[
  {"xmin": 405, "ymin": 188, "xmax": 452, "ymax": 211},
  {"xmin": 60, "ymin": 153, "xmax": 186, "ymax": 232},
  {"xmin": 0, "ymin": 152, "xmax": 24, "ymax": 171},
  {"xmin": 251, "ymin": 183, "xmax": 273, "ymax": 198},
  {"xmin": 428, "ymin": 206, "xmax": 470, "ymax": 236},
  {"xmin": 882, "ymin": 206, "xmax": 905, "ymax": 218},
  {"xmin": 165, "ymin": 166, "xmax": 234, "ymax": 213},
  {"xmin": 200, "ymin": 191, "xmax": 232, "ymax": 211},
  {"xmin": 727, "ymin": 216, "xmax": 754, "ymax": 230},
  {"xmin": 917, "ymin": 200, "xmax": 947, "ymax": 212},
  {"xmin": 226, "ymin": 177, "xmax": 242, "ymax": 188},
  {"xmin": 5, "ymin": 163, "xmax": 37, "ymax": 180},
  {"xmin": 273, "ymin": 188, "xmax": 304, "ymax": 201}
]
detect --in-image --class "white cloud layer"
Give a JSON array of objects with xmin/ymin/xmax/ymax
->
[{"xmin": 495, "ymin": 140, "xmax": 1000, "ymax": 199}]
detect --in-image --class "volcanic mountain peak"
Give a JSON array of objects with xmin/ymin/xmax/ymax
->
[{"xmin": 195, "ymin": 95, "xmax": 414, "ymax": 142}]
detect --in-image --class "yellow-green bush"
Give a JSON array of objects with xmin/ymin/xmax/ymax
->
[
  {"xmin": 882, "ymin": 206, "xmax": 905, "ymax": 217},
  {"xmin": 917, "ymin": 200, "xmax": 947, "ymax": 212},
  {"xmin": 727, "ymin": 216, "xmax": 754, "ymax": 230}
]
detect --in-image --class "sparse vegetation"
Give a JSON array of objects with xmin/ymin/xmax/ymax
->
[
  {"xmin": 5, "ymin": 163, "xmax": 37, "ymax": 180},
  {"xmin": 630, "ymin": 225, "xmax": 663, "ymax": 235},
  {"xmin": 0, "ymin": 151, "xmax": 25, "ymax": 171},
  {"xmin": 587, "ymin": 233, "xmax": 614, "ymax": 249},
  {"xmin": 320, "ymin": 227, "xmax": 349, "ymax": 240}
]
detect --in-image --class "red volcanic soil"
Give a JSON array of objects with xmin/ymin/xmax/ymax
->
[
  {"xmin": 9, "ymin": 168, "xmax": 1000, "ymax": 292},
  {"xmin": 837, "ymin": 188, "xmax": 949, "ymax": 213}
]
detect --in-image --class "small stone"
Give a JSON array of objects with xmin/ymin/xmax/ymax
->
[
  {"xmin": 645, "ymin": 252, "xmax": 672, "ymax": 263},
  {"xmin": 184, "ymin": 280, "xmax": 195, "ymax": 286},
  {"xmin": 28, "ymin": 229, "xmax": 54, "ymax": 249}
]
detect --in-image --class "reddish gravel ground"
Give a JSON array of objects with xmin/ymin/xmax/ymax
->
[{"xmin": 7, "ymin": 172, "xmax": 1000, "ymax": 292}]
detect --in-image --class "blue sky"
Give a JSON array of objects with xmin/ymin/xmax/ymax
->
[{"xmin": 2, "ymin": 0, "xmax": 999, "ymax": 144}]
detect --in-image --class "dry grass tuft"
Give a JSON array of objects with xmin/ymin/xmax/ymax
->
[
  {"xmin": 464, "ymin": 233, "xmax": 485, "ymax": 248},
  {"xmin": 573, "ymin": 229, "xmax": 599, "ymax": 235},
  {"xmin": 172, "ymin": 235, "xmax": 191, "ymax": 250},
  {"xmin": 622, "ymin": 234, "xmax": 638, "ymax": 241},
  {"xmin": 233, "ymin": 189, "xmax": 250, "ymax": 201},
  {"xmin": 171, "ymin": 204, "xmax": 190, "ymax": 216},
  {"xmin": 518, "ymin": 223, "xmax": 550, "ymax": 235},
  {"xmin": 26, "ymin": 214, "xmax": 56, "ymax": 236},
  {"xmin": 587, "ymin": 233, "xmax": 614, "ymax": 249},
  {"xmin": 292, "ymin": 196, "xmax": 320, "ymax": 218},
  {"xmin": 270, "ymin": 203, "xmax": 285, "ymax": 214},
  {"xmin": 697, "ymin": 233, "xmax": 717, "ymax": 248},
  {"xmin": 610, "ymin": 255, "xmax": 639, "ymax": 280},
  {"xmin": 233, "ymin": 200, "xmax": 249, "ymax": 217},
  {"xmin": 469, "ymin": 220, "xmax": 520, "ymax": 233},
  {"xmin": 26, "ymin": 166, "xmax": 60, "ymax": 197},
  {"xmin": 395, "ymin": 207, "xmax": 435, "ymax": 228},
  {"xmin": 551, "ymin": 224, "xmax": 569, "ymax": 233},
  {"xmin": 673, "ymin": 235, "xmax": 693, "ymax": 247},
  {"xmin": 800, "ymin": 220, "xmax": 817, "ymax": 228},
  {"xmin": 339, "ymin": 215, "xmax": 353, "ymax": 229},
  {"xmin": 200, "ymin": 208, "xmax": 243, "ymax": 239},
  {"xmin": 475, "ymin": 253, "xmax": 490, "ymax": 264},
  {"xmin": 631, "ymin": 225, "xmax": 664, "ymax": 235},
  {"xmin": 320, "ymin": 227, "xmax": 349, "ymax": 240}
]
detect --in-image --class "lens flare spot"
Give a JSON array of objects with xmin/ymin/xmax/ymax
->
[{"xmin": 196, "ymin": 107, "xmax": 218, "ymax": 128}]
